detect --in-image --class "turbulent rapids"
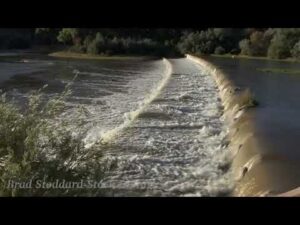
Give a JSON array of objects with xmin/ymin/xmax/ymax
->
[
  {"xmin": 91, "ymin": 58, "xmax": 233, "ymax": 196},
  {"xmin": 4, "ymin": 52, "xmax": 300, "ymax": 197},
  {"xmin": 1, "ymin": 55, "xmax": 234, "ymax": 196},
  {"xmin": 83, "ymin": 58, "xmax": 172, "ymax": 148}
]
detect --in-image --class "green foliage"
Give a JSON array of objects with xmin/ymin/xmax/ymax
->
[
  {"xmin": 214, "ymin": 46, "xmax": 226, "ymax": 54},
  {"xmin": 57, "ymin": 28, "xmax": 80, "ymax": 45},
  {"xmin": 213, "ymin": 28, "xmax": 245, "ymax": 52},
  {"xmin": 177, "ymin": 30, "xmax": 218, "ymax": 55},
  {"xmin": 86, "ymin": 32, "xmax": 106, "ymax": 55},
  {"xmin": 239, "ymin": 39, "xmax": 251, "ymax": 55},
  {"xmin": 3, "ymin": 28, "xmax": 300, "ymax": 60},
  {"xmin": 0, "ymin": 82, "xmax": 104, "ymax": 196},
  {"xmin": 177, "ymin": 29, "xmax": 244, "ymax": 55},
  {"xmin": 83, "ymin": 32, "xmax": 175, "ymax": 56},
  {"xmin": 68, "ymin": 44, "xmax": 86, "ymax": 53},
  {"xmin": 268, "ymin": 28, "xmax": 300, "ymax": 59},
  {"xmin": 34, "ymin": 28, "xmax": 59, "ymax": 45},
  {"xmin": 239, "ymin": 31, "xmax": 273, "ymax": 56},
  {"xmin": 291, "ymin": 41, "xmax": 300, "ymax": 59}
]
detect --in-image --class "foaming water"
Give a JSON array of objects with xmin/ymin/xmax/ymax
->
[
  {"xmin": 1, "ymin": 55, "xmax": 233, "ymax": 196},
  {"xmin": 83, "ymin": 59, "xmax": 172, "ymax": 148},
  {"xmin": 95, "ymin": 59, "xmax": 233, "ymax": 196}
]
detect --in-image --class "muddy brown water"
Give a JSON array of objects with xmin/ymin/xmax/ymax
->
[
  {"xmin": 204, "ymin": 56, "xmax": 300, "ymax": 196},
  {"xmin": 0, "ymin": 53, "xmax": 232, "ymax": 196},
  {"xmin": 2, "ymin": 52, "xmax": 300, "ymax": 196}
]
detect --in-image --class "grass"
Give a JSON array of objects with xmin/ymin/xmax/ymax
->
[
  {"xmin": 257, "ymin": 68, "xmax": 300, "ymax": 75},
  {"xmin": 49, "ymin": 51, "xmax": 153, "ymax": 60}
]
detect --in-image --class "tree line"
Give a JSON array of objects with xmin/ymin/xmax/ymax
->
[{"xmin": 1, "ymin": 28, "xmax": 300, "ymax": 59}]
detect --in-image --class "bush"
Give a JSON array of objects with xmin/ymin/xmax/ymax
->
[
  {"xmin": 291, "ymin": 41, "xmax": 300, "ymax": 59},
  {"xmin": 214, "ymin": 46, "xmax": 226, "ymax": 55},
  {"xmin": 248, "ymin": 31, "xmax": 271, "ymax": 56},
  {"xmin": 87, "ymin": 33, "xmax": 106, "ymax": 55},
  {"xmin": 230, "ymin": 48, "xmax": 240, "ymax": 55},
  {"xmin": 0, "ymin": 82, "xmax": 104, "ymax": 196},
  {"xmin": 239, "ymin": 39, "xmax": 251, "ymax": 55},
  {"xmin": 268, "ymin": 28, "xmax": 300, "ymax": 59},
  {"xmin": 239, "ymin": 31, "xmax": 272, "ymax": 56},
  {"xmin": 267, "ymin": 34, "xmax": 290, "ymax": 59},
  {"xmin": 57, "ymin": 28, "xmax": 79, "ymax": 45},
  {"xmin": 83, "ymin": 35, "xmax": 94, "ymax": 51},
  {"xmin": 68, "ymin": 44, "xmax": 86, "ymax": 53},
  {"xmin": 34, "ymin": 28, "xmax": 59, "ymax": 45}
]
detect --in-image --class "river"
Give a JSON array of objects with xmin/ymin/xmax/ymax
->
[
  {"xmin": 4, "ymin": 53, "xmax": 300, "ymax": 196},
  {"xmin": 0, "ymin": 53, "xmax": 232, "ymax": 196},
  {"xmin": 204, "ymin": 56, "xmax": 300, "ymax": 196}
]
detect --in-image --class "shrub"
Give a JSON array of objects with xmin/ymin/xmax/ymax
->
[
  {"xmin": 87, "ymin": 32, "xmax": 106, "ymax": 55},
  {"xmin": 214, "ymin": 46, "xmax": 226, "ymax": 55},
  {"xmin": 239, "ymin": 31, "xmax": 272, "ymax": 56},
  {"xmin": 268, "ymin": 28, "xmax": 300, "ymax": 59},
  {"xmin": 68, "ymin": 44, "xmax": 86, "ymax": 53},
  {"xmin": 34, "ymin": 28, "xmax": 59, "ymax": 45},
  {"xmin": 239, "ymin": 39, "xmax": 251, "ymax": 55},
  {"xmin": 267, "ymin": 33, "xmax": 290, "ymax": 59},
  {"xmin": 291, "ymin": 41, "xmax": 300, "ymax": 59},
  {"xmin": 57, "ymin": 28, "xmax": 79, "ymax": 45},
  {"xmin": 0, "ymin": 81, "xmax": 104, "ymax": 196},
  {"xmin": 248, "ymin": 31, "xmax": 271, "ymax": 56}
]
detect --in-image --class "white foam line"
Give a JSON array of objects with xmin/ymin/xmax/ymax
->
[{"xmin": 84, "ymin": 58, "xmax": 173, "ymax": 148}]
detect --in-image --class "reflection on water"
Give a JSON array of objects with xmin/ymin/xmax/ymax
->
[{"xmin": 205, "ymin": 56, "xmax": 300, "ymax": 195}]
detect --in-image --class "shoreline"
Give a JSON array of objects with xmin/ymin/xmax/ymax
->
[{"xmin": 48, "ymin": 51, "xmax": 157, "ymax": 60}]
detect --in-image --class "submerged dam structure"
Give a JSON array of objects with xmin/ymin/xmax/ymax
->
[
  {"xmin": 187, "ymin": 54, "xmax": 300, "ymax": 196},
  {"xmin": 2, "ymin": 52, "xmax": 300, "ymax": 196}
]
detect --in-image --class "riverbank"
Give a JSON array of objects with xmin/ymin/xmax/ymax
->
[{"xmin": 48, "ymin": 51, "xmax": 156, "ymax": 60}]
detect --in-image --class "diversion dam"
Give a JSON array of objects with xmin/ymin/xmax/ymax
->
[
  {"xmin": 0, "ymin": 54, "xmax": 232, "ymax": 196},
  {"xmin": 188, "ymin": 55, "xmax": 300, "ymax": 196},
  {"xmin": 3, "ymin": 52, "xmax": 300, "ymax": 196},
  {"xmin": 96, "ymin": 58, "xmax": 232, "ymax": 196}
]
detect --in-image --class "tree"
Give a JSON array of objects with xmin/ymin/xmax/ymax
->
[
  {"xmin": 34, "ymin": 28, "xmax": 59, "ymax": 45},
  {"xmin": 57, "ymin": 28, "xmax": 79, "ymax": 45},
  {"xmin": 177, "ymin": 30, "xmax": 218, "ymax": 55},
  {"xmin": 213, "ymin": 28, "xmax": 244, "ymax": 53},
  {"xmin": 214, "ymin": 46, "xmax": 225, "ymax": 54},
  {"xmin": 87, "ymin": 32, "xmax": 106, "ymax": 55},
  {"xmin": 291, "ymin": 41, "xmax": 300, "ymax": 59},
  {"xmin": 268, "ymin": 28, "xmax": 300, "ymax": 59},
  {"xmin": 239, "ymin": 39, "xmax": 251, "ymax": 55},
  {"xmin": 239, "ymin": 30, "xmax": 273, "ymax": 56}
]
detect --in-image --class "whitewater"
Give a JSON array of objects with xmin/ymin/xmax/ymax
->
[
  {"xmin": 89, "ymin": 58, "xmax": 233, "ymax": 196},
  {"xmin": 2, "ymin": 56, "xmax": 234, "ymax": 196}
]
